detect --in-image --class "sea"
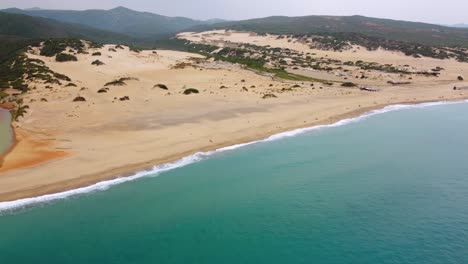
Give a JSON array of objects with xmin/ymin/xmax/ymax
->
[{"xmin": 0, "ymin": 101, "xmax": 467, "ymax": 264}]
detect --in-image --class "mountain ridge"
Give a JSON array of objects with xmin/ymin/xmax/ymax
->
[
  {"xmin": 0, "ymin": 12, "xmax": 134, "ymax": 42},
  {"xmin": 452, "ymin": 23, "xmax": 468, "ymax": 28},
  {"xmin": 0, "ymin": 11, "xmax": 143, "ymax": 63},
  {"xmin": 0, "ymin": 7, "xmax": 205, "ymax": 39},
  {"xmin": 2, "ymin": 7, "xmax": 468, "ymax": 48}
]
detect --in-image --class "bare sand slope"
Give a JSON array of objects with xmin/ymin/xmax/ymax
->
[{"xmin": 0, "ymin": 42, "xmax": 467, "ymax": 202}]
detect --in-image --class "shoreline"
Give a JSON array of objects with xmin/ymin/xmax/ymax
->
[{"xmin": 1, "ymin": 98, "xmax": 467, "ymax": 212}]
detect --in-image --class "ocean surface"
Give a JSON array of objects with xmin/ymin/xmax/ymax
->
[
  {"xmin": 1, "ymin": 102, "xmax": 468, "ymax": 264},
  {"xmin": 0, "ymin": 109, "xmax": 12, "ymax": 155}
]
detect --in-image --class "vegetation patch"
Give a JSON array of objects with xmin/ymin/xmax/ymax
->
[
  {"xmin": 10, "ymin": 99, "xmax": 29, "ymax": 121},
  {"xmin": 183, "ymin": 88, "xmax": 199, "ymax": 95},
  {"xmin": 187, "ymin": 43, "xmax": 336, "ymax": 83},
  {"xmin": 89, "ymin": 42, "xmax": 104, "ymax": 49},
  {"xmin": 0, "ymin": 91, "xmax": 8, "ymax": 100},
  {"xmin": 309, "ymin": 33, "xmax": 468, "ymax": 62},
  {"xmin": 104, "ymin": 77, "xmax": 138, "ymax": 86},
  {"xmin": 1, "ymin": 50, "xmax": 72, "ymax": 93},
  {"xmin": 53, "ymin": 72, "xmax": 71, "ymax": 81},
  {"xmin": 129, "ymin": 46, "xmax": 141, "ymax": 53},
  {"xmin": 92, "ymin": 52, "xmax": 102, "ymax": 56},
  {"xmin": 341, "ymin": 82, "xmax": 357, "ymax": 87},
  {"xmin": 92, "ymin": 60, "xmax": 105, "ymax": 66},
  {"xmin": 73, "ymin": 96, "xmax": 86, "ymax": 102},
  {"xmin": 262, "ymin": 93, "xmax": 278, "ymax": 99},
  {"xmin": 56, "ymin": 53, "xmax": 78, "ymax": 62},
  {"xmin": 105, "ymin": 79, "xmax": 126, "ymax": 86},
  {"xmin": 154, "ymin": 84, "xmax": 168, "ymax": 90},
  {"xmin": 40, "ymin": 39, "xmax": 85, "ymax": 57},
  {"xmin": 387, "ymin": 80, "xmax": 411, "ymax": 85}
]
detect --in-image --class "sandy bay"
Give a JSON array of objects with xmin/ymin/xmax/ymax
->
[{"xmin": 1, "ymin": 34, "xmax": 467, "ymax": 202}]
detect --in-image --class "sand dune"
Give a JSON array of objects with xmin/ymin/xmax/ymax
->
[{"xmin": 0, "ymin": 40, "xmax": 467, "ymax": 202}]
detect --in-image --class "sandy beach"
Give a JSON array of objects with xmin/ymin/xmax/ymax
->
[{"xmin": 1, "ymin": 34, "xmax": 467, "ymax": 202}]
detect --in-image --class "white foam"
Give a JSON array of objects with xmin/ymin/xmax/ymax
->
[{"xmin": 1, "ymin": 100, "xmax": 467, "ymax": 213}]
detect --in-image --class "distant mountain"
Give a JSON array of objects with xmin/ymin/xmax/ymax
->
[
  {"xmin": 0, "ymin": 12, "xmax": 135, "ymax": 43},
  {"xmin": 1, "ymin": 6, "xmax": 206, "ymax": 39},
  {"xmin": 0, "ymin": 11, "xmax": 141, "ymax": 63},
  {"xmin": 195, "ymin": 15, "xmax": 468, "ymax": 47},
  {"xmin": 452, "ymin": 23, "xmax": 468, "ymax": 28},
  {"xmin": 3, "ymin": 7, "xmax": 468, "ymax": 50},
  {"xmin": 204, "ymin": 18, "xmax": 230, "ymax": 24}
]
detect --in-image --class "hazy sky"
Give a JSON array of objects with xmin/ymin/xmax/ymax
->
[{"xmin": 0, "ymin": 0, "xmax": 466, "ymax": 24}]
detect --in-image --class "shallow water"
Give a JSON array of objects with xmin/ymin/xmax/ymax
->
[
  {"xmin": 1, "ymin": 102, "xmax": 468, "ymax": 264},
  {"xmin": 0, "ymin": 109, "xmax": 12, "ymax": 155}
]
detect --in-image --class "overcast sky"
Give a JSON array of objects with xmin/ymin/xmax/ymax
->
[{"xmin": 0, "ymin": 0, "xmax": 465, "ymax": 25}]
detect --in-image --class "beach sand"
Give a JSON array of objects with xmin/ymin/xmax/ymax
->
[{"xmin": 0, "ymin": 38, "xmax": 467, "ymax": 202}]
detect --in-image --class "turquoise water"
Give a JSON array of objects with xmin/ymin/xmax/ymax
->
[
  {"xmin": 0, "ymin": 109, "xmax": 12, "ymax": 155},
  {"xmin": 1, "ymin": 102, "xmax": 468, "ymax": 264}
]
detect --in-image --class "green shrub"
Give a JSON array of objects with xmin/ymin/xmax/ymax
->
[
  {"xmin": 105, "ymin": 80, "xmax": 126, "ymax": 86},
  {"xmin": 104, "ymin": 77, "xmax": 137, "ymax": 86},
  {"xmin": 183, "ymin": 88, "xmax": 199, "ymax": 95},
  {"xmin": 73, "ymin": 96, "xmax": 86, "ymax": 102},
  {"xmin": 92, "ymin": 60, "xmax": 105, "ymax": 66},
  {"xmin": 154, "ymin": 84, "xmax": 168, "ymax": 90},
  {"xmin": 53, "ymin": 72, "xmax": 71, "ymax": 81},
  {"xmin": 92, "ymin": 52, "xmax": 102, "ymax": 56},
  {"xmin": 40, "ymin": 39, "xmax": 84, "ymax": 57},
  {"xmin": 55, "ymin": 53, "xmax": 78, "ymax": 62},
  {"xmin": 89, "ymin": 42, "xmax": 104, "ymax": 49},
  {"xmin": 10, "ymin": 99, "xmax": 29, "ymax": 121},
  {"xmin": 0, "ymin": 42, "xmax": 74, "ymax": 93},
  {"xmin": 129, "ymin": 46, "xmax": 141, "ymax": 53},
  {"xmin": 341, "ymin": 82, "xmax": 356, "ymax": 87},
  {"xmin": 0, "ymin": 91, "xmax": 8, "ymax": 100},
  {"xmin": 262, "ymin": 93, "xmax": 277, "ymax": 99}
]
